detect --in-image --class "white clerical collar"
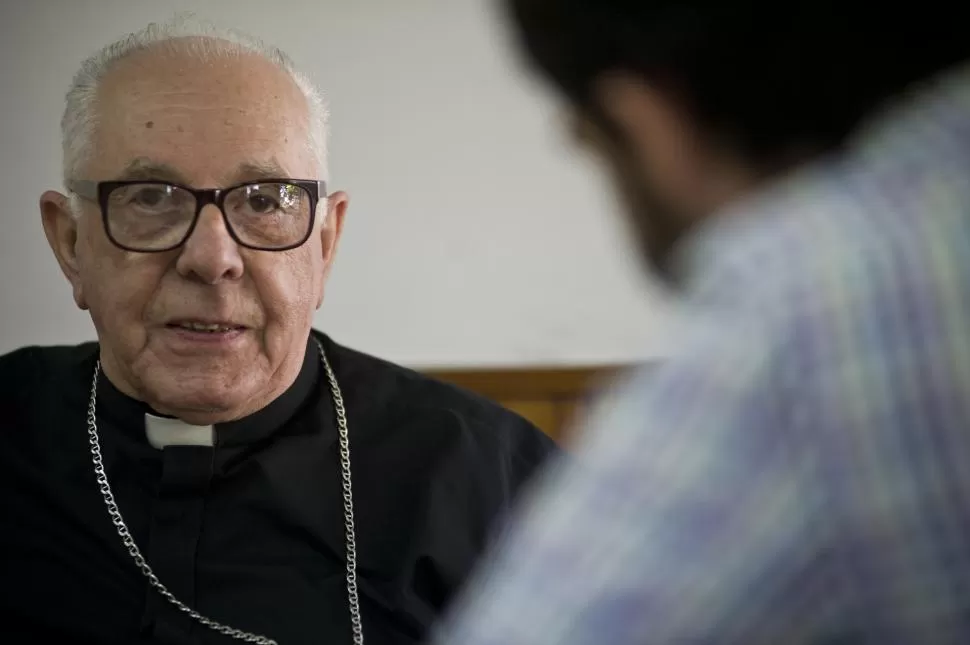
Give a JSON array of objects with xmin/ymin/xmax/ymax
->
[{"xmin": 144, "ymin": 413, "xmax": 214, "ymax": 450}]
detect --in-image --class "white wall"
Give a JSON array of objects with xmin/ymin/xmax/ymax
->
[{"xmin": 0, "ymin": 0, "xmax": 676, "ymax": 367}]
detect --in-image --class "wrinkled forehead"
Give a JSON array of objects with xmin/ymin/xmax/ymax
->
[{"xmin": 83, "ymin": 43, "xmax": 316, "ymax": 185}]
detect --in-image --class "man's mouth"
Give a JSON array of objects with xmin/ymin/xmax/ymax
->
[{"xmin": 168, "ymin": 321, "xmax": 246, "ymax": 333}]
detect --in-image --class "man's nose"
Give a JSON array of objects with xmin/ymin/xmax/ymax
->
[{"xmin": 174, "ymin": 205, "xmax": 245, "ymax": 284}]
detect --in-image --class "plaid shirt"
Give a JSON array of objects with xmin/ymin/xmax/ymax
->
[{"xmin": 435, "ymin": 63, "xmax": 970, "ymax": 645}]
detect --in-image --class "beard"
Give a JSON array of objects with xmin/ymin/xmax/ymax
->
[{"xmin": 603, "ymin": 135, "xmax": 693, "ymax": 287}]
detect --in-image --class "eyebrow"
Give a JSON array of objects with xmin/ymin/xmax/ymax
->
[
  {"xmin": 114, "ymin": 158, "xmax": 294, "ymax": 186},
  {"xmin": 117, "ymin": 158, "xmax": 188, "ymax": 183},
  {"xmin": 234, "ymin": 160, "xmax": 291, "ymax": 182}
]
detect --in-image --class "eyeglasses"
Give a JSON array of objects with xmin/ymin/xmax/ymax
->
[{"xmin": 66, "ymin": 178, "xmax": 326, "ymax": 253}]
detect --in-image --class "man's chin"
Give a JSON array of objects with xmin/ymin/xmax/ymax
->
[{"xmin": 143, "ymin": 381, "xmax": 257, "ymax": 425}]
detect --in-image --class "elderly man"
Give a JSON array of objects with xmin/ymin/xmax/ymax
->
[
  {"xmin": 436, "ymin": 2, "xmax": 970, "ymax": 645},
  {"xmin": 0, "ymin": 19, "xmax": 553, "ymax": 645}
]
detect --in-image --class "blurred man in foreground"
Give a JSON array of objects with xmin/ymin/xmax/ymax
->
[{"xmin": 436, "ymin": 2, "xmax": 970, "ymax": 644}]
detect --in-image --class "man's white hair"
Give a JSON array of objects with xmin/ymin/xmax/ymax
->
[{"xmin": 62, "ymin": 14, "xmax": 329, "ymax": 189}]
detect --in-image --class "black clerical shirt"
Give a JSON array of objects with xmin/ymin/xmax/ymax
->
[{"xmin": 0, "ymin": 331, "xmax": 555, "ymax": 644}]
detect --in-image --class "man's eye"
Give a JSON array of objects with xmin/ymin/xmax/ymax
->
[
  {"xmin": 131, "ymin": 188, "xmax": 172, "ymax": 208},
  {"xmin": 247, "ymin": 194, "xmax": 280, "ymax": 213}
]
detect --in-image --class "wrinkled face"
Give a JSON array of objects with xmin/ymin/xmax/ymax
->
[{"xmin": 41, "ymin": 42, "xmax": 347, "ymax": 424}]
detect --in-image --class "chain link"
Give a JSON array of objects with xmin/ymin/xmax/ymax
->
[
  {"xmin": 317, "ymin": 340, "xmax": 364, "ymax": 645},
  {"xmin": 86, "ymin": 339, "xmax": 364, "ymax": 644}
]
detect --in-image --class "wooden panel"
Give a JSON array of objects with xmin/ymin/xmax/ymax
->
[
  {"xmin": 555, "ymin": 399, "xmax": 587, "ymax": 444},
  {"xmin": 425, "ymin": 367, "xmax": 615, "ymax": 399},
  {"xmin": 423, "ymin": 365, "xmax": 630, "ymax": 442}
]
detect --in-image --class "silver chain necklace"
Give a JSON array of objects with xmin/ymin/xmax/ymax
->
[{"xmin": 85, "ymin": 339, "xmax": 364, "ymax": 645}]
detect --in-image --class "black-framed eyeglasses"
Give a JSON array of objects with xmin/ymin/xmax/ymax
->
[{"xmin": 66, "ymin": 178, "xmax": 327, "ymax": 253}]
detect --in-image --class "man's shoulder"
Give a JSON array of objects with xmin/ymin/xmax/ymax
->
[
  {"xmin": 0, "ymin": 341, "xmax": 98, "ymax": 369},
  {"xmin": 316, "ymin": 332, "xmax": 557, "ymax": 460},
  {"xmin": 0, "ymin": 342, "xmax": 98, "ymax": 394}
]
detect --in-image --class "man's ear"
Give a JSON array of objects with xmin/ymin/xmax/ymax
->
[
  {"xmin": 593, "ymin": 72, "xmax": 696, "ymax": 187},
  {"xmin": 316, "ymin": 190, "xmax": 348, "ymax": 308},
  {"xmin": 40, "ymin": 191, "xmax": 88, "ymax": 310}
]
